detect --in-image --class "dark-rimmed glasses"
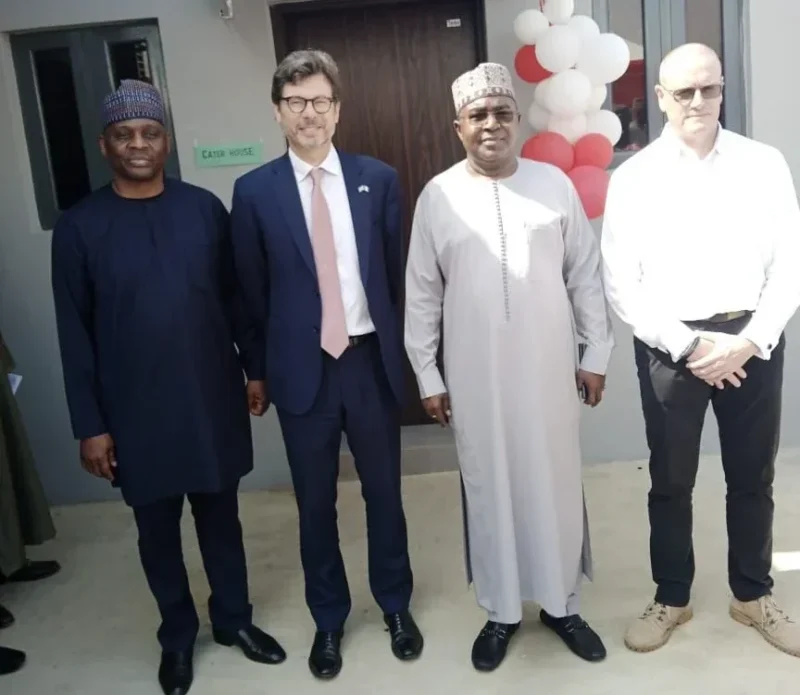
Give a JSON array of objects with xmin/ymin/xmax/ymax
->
[{"xmin": 281, "ymin": 96, "xmax": 336, "ymax": 114}]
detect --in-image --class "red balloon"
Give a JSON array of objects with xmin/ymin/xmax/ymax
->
[
  {"xmin": 573, "ymin": 133, "xmax": 614, "ymax": 170},
  {"xmin": 568, "ymin": 165, "xmax": 610, "ymax": 220},
  {"xmin": 521, "ymin": 132, "xmax": 575, "ymax": 174},
  {"xmin": 514, "ymin": 45, "xmax": 552, "ymax": 84}
]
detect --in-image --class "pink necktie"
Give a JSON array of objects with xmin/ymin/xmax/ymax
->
[{"xmin": 310, "ymin": 168, "xmax": 349, "ymax": 358}]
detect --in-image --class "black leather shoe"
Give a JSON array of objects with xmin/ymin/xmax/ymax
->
[
  {"xmin": 212, "ymin": 624, "xmax": 286, "ymax": 664},
  {"xmin": 0, "ymin": 646, "xmax": 25, "ymax": 675},
  {"xmin": 471, "ymin": 621, "xmax": 520, "ymax": 672},
  {"xmin": 384, "ymin": 610, "xmax": 423, "ymax": 660},
  {"xmin": 0, "ymin": 560, "xmax": 61, "ymax": 584},
  {"xmin": 0, "ymin": 605, "xmax": 13, "ymax": 630},
  {"xmin": 539, "ymin": 610, "xmax": 606, "ymax": 662},
  {"xmin": 308, "ymin": 630, "xmax": 343, "ymax": 680},
  {"xmin": 157, "ymin": 650, "xmax": 193, "ymax": 695}
]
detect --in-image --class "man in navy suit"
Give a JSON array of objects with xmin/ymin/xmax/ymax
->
[{"xmin": 230, "ymin": 49, "xmax": 422, "ymax": 679}]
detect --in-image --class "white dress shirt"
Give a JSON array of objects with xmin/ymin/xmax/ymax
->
[
  {"xmin": 601, "ymin": 124, "xmax": 800, "ymax": 361},
  {"xmin": 289, "ymin": 146, "xmax": 375, "ymax": 336}
]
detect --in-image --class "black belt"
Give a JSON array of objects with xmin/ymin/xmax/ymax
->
[
  {"xmin": 347, "ymin": 332, "xmax": 376, "ymax": 347},
  {"xmin": 685, "ymin": 310, "xmax": 751, "ymax": 325}
]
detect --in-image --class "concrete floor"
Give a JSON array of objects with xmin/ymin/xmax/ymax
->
[{"xmin": 3, "ymin": 452, "xmax": 800, "ymax": 694}]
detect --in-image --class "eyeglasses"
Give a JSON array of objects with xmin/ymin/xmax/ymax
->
[
  {"xmin": 661, "ymin": 83, "xmax": 723, "ymax": 105},
  {"xmin": 281, "ymin": 96, "xmax": 336, "ymax": 114}
]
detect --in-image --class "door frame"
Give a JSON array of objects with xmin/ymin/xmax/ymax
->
[{"xmin": 270, "ymin": 0, "xmax": 488, "ymax": 68}]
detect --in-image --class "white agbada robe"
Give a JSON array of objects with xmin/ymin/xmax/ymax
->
[{"xmin": 404, "ymin": 158, "xmax": 614, "ymax": 623}]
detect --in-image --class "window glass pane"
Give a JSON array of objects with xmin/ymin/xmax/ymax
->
[
  {"xmin": 32, "ymin": 47, "xmax": 92, "ymax": 211},
  {"xmin": 608, "ymin": 0, "xmax": 648, "ymax": 152},
  {"xmin": 685, "ymin": 0, "xmax": 725, "ymax": 126},
  {"xmin": 108, "ymin": 39, "xmax": 153, "ymax": 85}
]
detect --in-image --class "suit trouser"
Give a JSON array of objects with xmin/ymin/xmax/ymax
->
[
  {"xmin": 277, "ymin": 336, "xmax": 413, "ymax": 632},
  {"xmin": 132, "ymin": 485, "xmax": 252, "ymax": 652},
  {"xmin": 634, "ymin": 314, "xmax": 782, "ymax": 608}
]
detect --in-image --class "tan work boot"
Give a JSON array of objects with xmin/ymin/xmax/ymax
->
[
  {"xmin": 624, "ymin": 601, "xmax": 693, "ymax": 652},
  {"xmin": 730, "ymin": 595, "xmax": 800, "ymax": 657}
]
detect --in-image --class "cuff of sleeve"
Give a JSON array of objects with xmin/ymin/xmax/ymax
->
[
  {"xmin": 739, "ymin": 318, "xmax": 776, "ymax": 360},
  {"xmin": 579, "ymin": 343, "xmax": 613, "ymax": 375},
  {"xmin": 663, "ymin": 323, "xmax": 698, "ymax": 362},
  {"xmin": 74, "ymin": 419, "xmax": 108, "ymax": 441},
  {"xmin": 417, "ymin": 366, "xmax": 447, "ymax": 399},
  {"xmin": 244, "ymin": 361, "xmax": 266, "ymax": 381}
]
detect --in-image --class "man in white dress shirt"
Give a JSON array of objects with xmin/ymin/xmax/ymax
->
[
  {"xmin": 404, "ymin": 62, "xmax": 614, "ymax": 672},
  {"xmin": 230, "ymin": 49, "xmax": 422, "ymax": 679},
  {"xmin": 602, "ymin": 43, "xmax": 800, "ymax": 657}
]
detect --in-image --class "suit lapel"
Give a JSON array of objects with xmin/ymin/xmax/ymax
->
[
  {"xmin": 340, "ymin": 153, "xmax": 371, "ymax": 287},
  {"xmin": 272, "ymin": 154, "xmax": 316, "ymax": 276}
]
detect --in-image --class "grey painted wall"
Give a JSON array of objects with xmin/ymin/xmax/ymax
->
[{"xmin": 0, "ymin": 0, "xmax": 796, "ymax": 506}]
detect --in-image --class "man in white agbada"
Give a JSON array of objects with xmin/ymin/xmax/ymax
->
[{"xmin": 404, "ymin": 62, "xmax": 615, "ymax": 672}]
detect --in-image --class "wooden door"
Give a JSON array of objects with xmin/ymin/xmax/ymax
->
[{"xmin": 273, "ymin": 0, "xmax": 485, "ymax": 426}]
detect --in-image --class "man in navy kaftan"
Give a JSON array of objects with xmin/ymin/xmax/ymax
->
[{"xmin": 50, "ymin": 80, "xmax": 285, "ymax": 695}]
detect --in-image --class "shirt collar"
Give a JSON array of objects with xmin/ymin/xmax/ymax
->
[
  {"xmin": 658, "ymin": 121, "xmax": 728, "ymax": 160},
  {"xmin": 288, "ymin": 146, "xmax": 342, "ymax": 182}
]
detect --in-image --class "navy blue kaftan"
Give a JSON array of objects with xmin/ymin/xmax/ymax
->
[{"xmin": 51, "ymin": 179, "xmax": 258, "ymax": 508}]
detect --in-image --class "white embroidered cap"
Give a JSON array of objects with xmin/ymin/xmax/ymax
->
[{"xmin": 451, "ymin": 62, "xmax": 516, "ymax": 114}]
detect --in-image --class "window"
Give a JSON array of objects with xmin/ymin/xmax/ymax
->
[
  {"xmin": 593, "ymin": 0, "xmax": 747, "ymax": 164},
  {"xmin": 11, "ymin": 22, "xmax": 180, "ymax": 230}
]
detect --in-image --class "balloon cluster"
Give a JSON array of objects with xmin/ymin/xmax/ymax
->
[{"xmin": 513, "ymin": 0, "xmax": 630, "ymax": 218}]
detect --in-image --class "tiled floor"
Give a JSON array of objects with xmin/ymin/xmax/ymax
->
[{"xmin": 3, "ymin": 452, "xmax": 800, "ymax": 694}]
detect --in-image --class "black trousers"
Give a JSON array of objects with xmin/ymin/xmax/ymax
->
[
  {"xmin": 132, "ymin": 485, "xmax": 252, "ymax": 652},
  {"xmin": 634, "ymin": 314, "xmax": 783, "ymax": 608}
]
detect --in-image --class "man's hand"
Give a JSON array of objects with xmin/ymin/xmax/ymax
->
[
  {"xmin": 246, "ymin": 380, "xmax": 269, "ymax": 416},
  {"xmin": 422, "ymin": 393, "xmax": 451, "ymax": 426},
  {"xmin": 687, "ymin": 332, "xmax": 758, "ymax": 385},
  {"xmin": 80, "ymin": 434, "xmax": 116, "ymax": 482},
  {"xmin": 577, "ymin": 370, "xmax": 605, "ymax": 407}
]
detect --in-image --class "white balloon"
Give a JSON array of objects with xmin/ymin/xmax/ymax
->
[
  {"xmin": 542, "ymin": 0, "xmax": 575, "ymax": 25},
  {"xmin": 548, "ymin": 112, "xmax": 588, "ymax": 143},
  {"xmin": 513, "ymin": 9, "xmax": 550, "ymax": 45},
  {"xmin": 536, "ymin": 25, "xmax": 581, "ymax": 74},
  {"xmin": 577, "ymin": 33, "xmax": 631, "ymax": 85},
  {"xmin": 587, "ymin": 85, "xmax": 607, "ymax": 112},
  {"xmin": 567, "ymin": 14, "xmax": 601, "ymax": 43},
  {"xmin": 586, "ymin": 109, "xmax": 623, "ymax": 146},
  {"xmin": 544, "ymin": 69, "xmax": 592, "ymax": 118},
  {"xmin": 527, "ymin": 101, "xmax": 551, "ymax": 131},
  {"xmin": 534, "ymin": 78, "xmax": 552, "ymax": 108}
]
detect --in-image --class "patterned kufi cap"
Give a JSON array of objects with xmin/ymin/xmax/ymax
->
[
  {"xmin": 101, "ymin": 79, "xmax": 165, "ymax": 129},
  {"xmin": 451, "ymin": 63, "xmax": 516, "ymax": 114}
]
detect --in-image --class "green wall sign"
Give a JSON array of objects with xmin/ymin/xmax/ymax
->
[{"xmin": 194, "ymin": 141, "xmax": 264, "ymax": 168}]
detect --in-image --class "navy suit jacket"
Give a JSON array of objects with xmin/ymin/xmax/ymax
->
[{"xmin": 230, "ymin": 150, "xmax": 406, "ymax": 416}]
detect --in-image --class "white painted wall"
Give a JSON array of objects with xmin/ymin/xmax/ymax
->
[{"xmin": 0, "ymin": 0, "xmax": 797, "ymax": 506}]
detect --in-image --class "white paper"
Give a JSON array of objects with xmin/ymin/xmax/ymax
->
[{"xmin": 8, "ymin": 373, "xmax": 22, "ymax": 395}]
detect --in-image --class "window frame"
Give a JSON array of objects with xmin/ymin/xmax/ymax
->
[
  {"xmin": 10, "ymin": 21, "xmax": 180, "ymax": 231},
  {"xmin": 592, "ymin": 0, "xmax": 748, "ymax": 168}
]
